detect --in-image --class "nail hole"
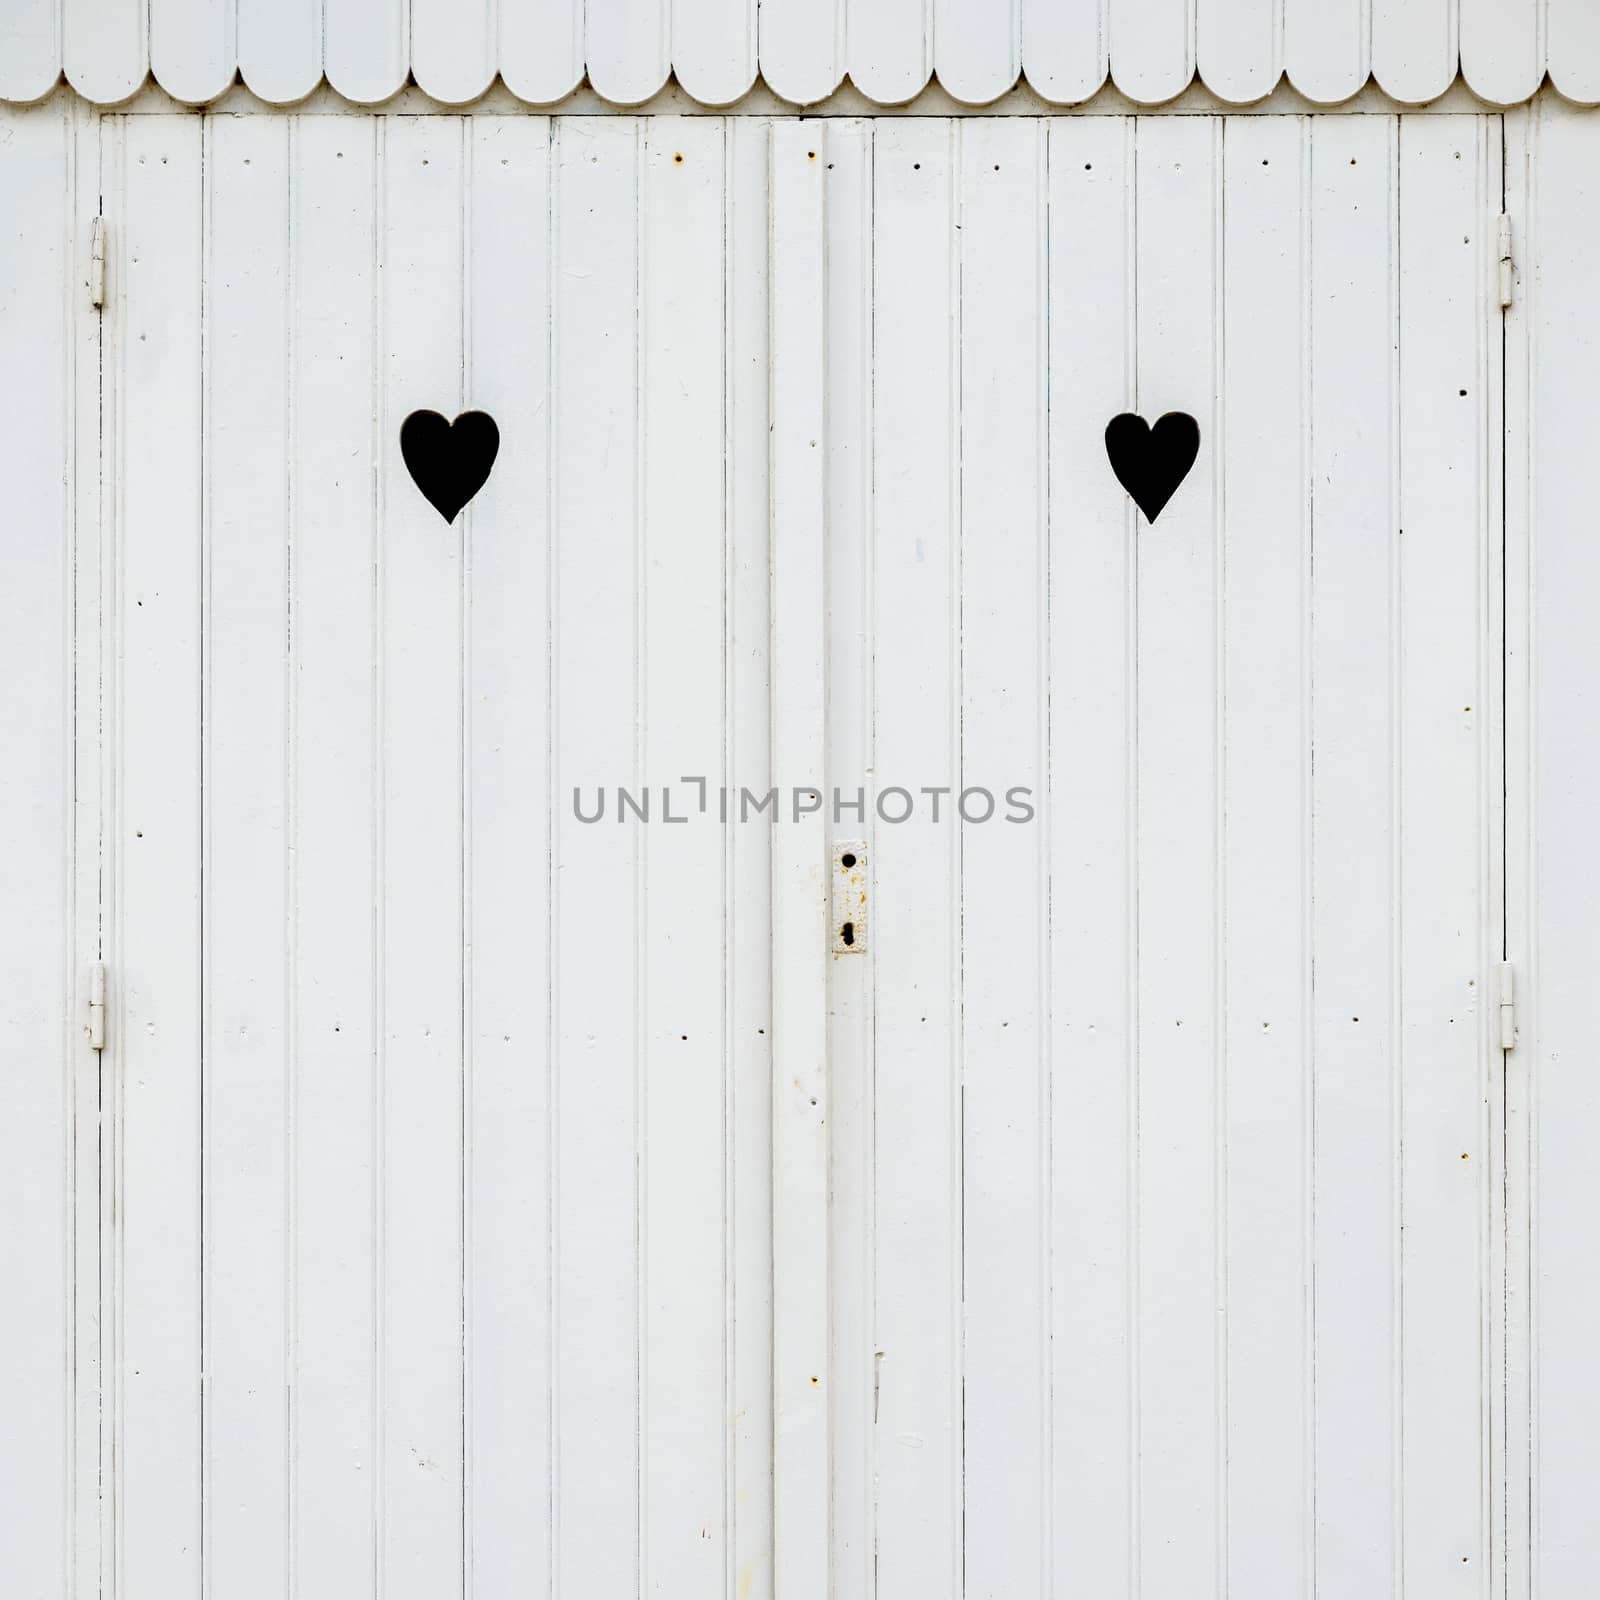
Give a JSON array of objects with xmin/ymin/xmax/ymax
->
[
  {"xmin": 840, "ymin": 852, "xmax": 857, "ymax": 869},
  {"xmin": 841, "ymin": 922, "xmax": 856, "ymax": 947}
]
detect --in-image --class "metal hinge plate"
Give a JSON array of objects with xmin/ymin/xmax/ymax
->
[
  {"xmin": 89, "ymin": 217, "xmax": 105, "ymax": 309},
  {"xmin": 1497, "ymin": 214, "xmax": 1514, "ymax": 309},
  {"xmin": 1496, "ymin": 960, "xmax": 1516, "ymax": 1051},
  {"xmin": 86, "ymin": 962, "xmax": 106, "ymax": 1051}
]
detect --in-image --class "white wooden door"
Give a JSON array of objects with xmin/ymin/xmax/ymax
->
[
  {"xmin": 793, "ymin": 114, "xmax": 1508, "ymax": 1600},
  {"xmin": 97, "ymin": 111, "xmax": 773, "ymax": 1600},
  {"xmin": 21, "ymin": 104, "xmax": 1509, "ymax": 1600}
]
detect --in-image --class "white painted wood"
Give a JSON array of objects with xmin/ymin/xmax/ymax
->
[
  {"xmin": 201, "ymin": 112, "xmax": 291, "ymax": 1598},
  {"xmin": 1500, "ymin": 104, "xmax": 1533, "ymax": 1600},
  {"xmin": 551, "ymin": 115, "xmax": 641, "ymax": 1600},
  {"xmin": 673, "ymin": 0, "xmax": 758, "ymax": 104},
  {"xmin": 1044, "ymin": 112, "xmax": 1135, "ymax": 1599},
  {"xmin": 1546, "ymin": 0, "xmax": 1600, "ymax": 102},
  {"xmin": 1283, "ymin": 0, "xmax": 1368, "ymax": 104},
  {"xmin": 462, "ymin": 113, "xmax": 552, "ymax": 1600},
  {"xmin": 817, "ymin": 114, "xmax": 872, "ymax": 1600},
  {"xmin": 1219, "ymin": 113, "xmax": 1311, "ymax": 1599},
  {"xmin": 64, "ymin": 0, "xmax": 146, "ymax": 101},
  {"xmin": 286, "ymin": 111, "xmax": 380, "ymax": 1600},
  {"xmin": 867, "ymin": 116, "xmax": 960, "ymax": 1600},
  {"xmin": 107, "ymin": 112, "xmax": 204, "ymax": 1598},
  {"xmin": 0, "ymin": 0, "xmax": 62, "ymax": 101},
  {"xmin": 935, "ymin": 0, "xmax": 1019, "ymax": 104},
  {"xmin": 1022, "ymin": 0, "xmax": 1107, "ymax": 103},
  {"xmin": 324, "ymin": 0, "xmax": 407, "ymax": 103},
  {"xmin": 411, "ymin": 0, "xmax": 493, "ymax": 102},
  {"xmin": 150, "ymin": 0, "xmax": 236, "ymax": 102},
  {"xmin": 1520, "ymin": 93, "xmax": 1600, "ymax": 1597},
  {"xmin": 1198, "ymin": 0, "xmax": 1280, "ymax": 102},
  {"xmin": 499, "ymin": 0, "xmax": 583, "ymax": 103},
  {"xmin": 638, "ymin": 113, "xmax": 729, "ymax": 1600},
  {"xmin": 725, "ymin": 112, "xmax": 777, "ymax": 1600},
  {"xmin": 1372, "ymin": 0, "xmax": 1458, "ymax": 103},
  {"xmin": 1395, "ymin": 112, "xmax": 1493, "ymax": 1596},
  {"xmin": 237, "ymin": 0, "xmax": 322, "ymax": 103},
  {"xmin": 769, "ymin": 116, "xmax": 830, "ymax": 1600},
  {"xmin": 758, "ymin": 0, "xmax": 843, "ymax": 103},
  {"xmin": 586, "ymin": 0, "xmax": 670, "ymax": 104},
  {"xmin": 848, "ymin": 0, "xmax": 930, "ymax": 105},
  {"xmin": 1131, "ymin": 114, "xmax": 1222, "ymax": 1598},
  {"xmin": 1459, "ymin": 0, "xmax": 1541, "ymax": 106},
  {"xmin": 0, "ymin": 97, "xmax": 75, "ymax": 1600},
  {"xmin": 1306, "ymin": 112, "xmax": 1402, "ymax": 1599},
  {"xmin": 377, "ymin": 114, "xmax": 466, "ymax": 1600},
  {"xmin": 958, "ymin": 115, "xmax": 1047, "ymax": 1600},
  {"xmin": 1109, "ymin": 0, "xmax": 1194, "ymax": 103}
]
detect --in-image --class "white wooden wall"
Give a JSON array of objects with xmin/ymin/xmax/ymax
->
[
  {"xmin": 801, "ymin": 111, "xmax": 1505, "ymax": 1600},
  {"xmin": 0, "ymin": 92, "xmax": 100, "ymax": 1600},
  {"xmin": 7, "ymin": 90, "xmax": 1600, "ymax": 1600},
  {"xmin": 1, "ymin": 0, "xmax": 1598, "ymax": 110},
  {"xmin": 1506, "ymin": 92, "xmax": 1600, "ymax": 1600},
  {"xmin": 88, "ymin": 108, "xmax": 774, "ymax": 1600}
]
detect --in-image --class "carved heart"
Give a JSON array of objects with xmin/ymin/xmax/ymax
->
[{"xmin": 400, "ymin": 409, "xmax": 501, "ymax": 524}]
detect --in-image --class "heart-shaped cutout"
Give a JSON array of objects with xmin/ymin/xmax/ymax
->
[
  {"xmin": 400, "ymin": 409, "xmax": 501, "ymax": 524},
  {"xmin": 1104, "ymin": 411, "xmax": 1200, "ymax": 524}
]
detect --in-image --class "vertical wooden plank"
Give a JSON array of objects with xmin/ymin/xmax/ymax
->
[
  {"xmin": 726, "ymin": 113, "xmax": 775, "ymax": 1600},
  {"xmin": 1307, "ymin": 112, "xmax": 1400, "ymax": 1600},
  {"xmin": 769, "ymin": 117, "xmax": 829, "ymax": 1600},
  {"xmin": 1046, "ymin": 112, "xmax": 1136, "ymax": 1600},
  {"xmin": 551, "ymin": 115, "xmax": 640, "ymax": 1600},
  {"xmin": 378, "ymin": 113, "xmax": 464, "ymax": 1600},
  {"xmin": 758, "ymin": 0, "xmax": 844, "ymax": 104},
  {"xmin": 1372, "ymin": 0, "xmax": 1458, "ymax": 103},
  {"xmin": 110, "ymin": 111, "xmax": 204, "ymax": 1600},
  {"xmin": 412, "ymin": 0, "xmax": 494, "ymax": 103},
  {"xmin": 237, "ymin": 0, "xmax": 323, "ymax": 103},
  {"xmin": 820, "ymin": 116, "xmax": 872, "ymax": 1600},
  {"xmin": 1198, "ymin": 0, "xmax": 1281, "ymax": 102},
  {"xmin": 0, "ymin": 0, "xmax": 62, "ymax": 101},
  {"xmin": 462, "ymin": 113, "xmax": 551, "ymax": 1600},
  {"xmin": 1395, "ymin": 112, "xmax": 1492, "ymax": 1598},
  {"xmin": 1460, "ymin": 0, "xmax": 1541, "ymax": 105},
  {"xmin": 202, "ymin": 111, "xmax": 291, "ymax": 1600},
  {"xmin": 1132, "ymin": 113, "xmax": 1221, "ymax": 1600},
  {"xmin": 1546, "ymin": 0, "xmax": 1600, "ymax": 103},
  {"xmin": 586, "ymin": 0, "xmax": 670, "ymax": 103},
  {"xmin": 289, "ymin": 111, "xmax": 379, "ymax": 1600},
  {"xmin": 499, "ymin": 0, "xmax": 584, "ymax": 102},
  {"xmin": 64, "ymin": 0, "xmax": 147, "ymax": 101},
  {"xmin": 869, "ymin": 116, "xmax": 959, "ymax": 1600},
  {"xmin": 0, "ymin": 98, "xmax": 73, "ymax": 1600},
  {"xmin": 1523, "ymin": 93, "xmax": 1600, "ymax": 1597},
  {"xmin": 958, "ymin": 114, "xmax": 1046, "ymax": 1600},
  {"xmin": 673, "ymin": 0, "xmax": 758, "ymax": 104},
  {"xmin": 638, "ymin": 113, "xmax": 729, "ymax": 1600},
  {"xmin": 150, "ymin": 0, "xmax": 237, "ymax": 101},
  {"xmin": 935, "ymin": 0, "xmax": 1019, "ymax": 103},
  {"xmin": 1022, "ymin": 0, "xmax": 1107, "ymax": 103},
  {"xmin": 1109, "ymin": 0, "xmax": 1194, "ymax": 102},
  {"xmin": 1220, "ymin": 113, "xmax": 1312, "ymax": 1600},
  {"xmin": 324, "ymin": 0, "xmax": 408, "ymax": 103},
  {"xmin": 1284, "ymin": 0, "xmax": 1369, "ymax": 103},
  {"xmin": 848, "ymin": 0, "xmax": 931, "ymax": 106}
]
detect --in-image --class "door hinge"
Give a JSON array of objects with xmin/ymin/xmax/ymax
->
[
  {"xmin": 86, "ymin": 962, "xmax": 106, "ymax": 1052},
  {"xmin": 89, "ymin": 217, "xmax": 105, "ymax": 310},
  {"xmin": 1497, "ymin": 214, "xmax": 1514, "ymax": 309},
  {"xmin": 1496, "ymin": 961, "xmax": 1516, "ymax": 1052}
]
